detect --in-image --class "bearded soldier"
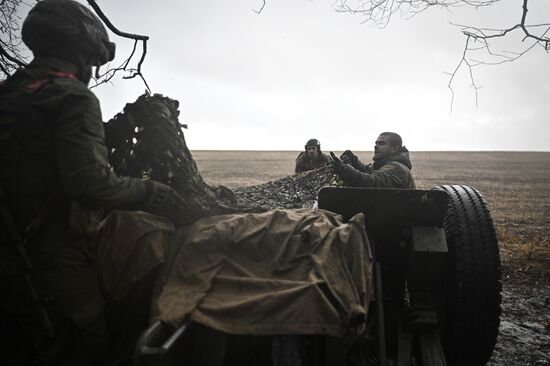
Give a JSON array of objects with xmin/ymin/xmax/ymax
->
[
  {"xmin": 295, "ymin": 138, "xmax": 332, "ymax": 173},
  {"xmin": 331, "ymin": 132, "xmax": 416, "ymax": 189},
  {"xmin": 0, "ymin": 0, "xmax": 190, "ymax": 363}
]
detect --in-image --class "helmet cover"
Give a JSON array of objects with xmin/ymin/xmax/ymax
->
[
  {"xmin": 22, "ymin": 0, "xmax": 115, "ymax": 66},
  {"xmin": 305, "ymin": 138, "xmax": 321, "ymax": 150}
]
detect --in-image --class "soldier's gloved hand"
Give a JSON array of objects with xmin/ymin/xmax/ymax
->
[
  {"xmin": 340, "ymin": 150, "xmax": 357, "ymax": 165},
  {"xmin": 330, "ymin": 152, "xmax": 345, "ymax": 174},
  {"xmin": 143, "ymin": 181, "xmax": 187, "ymax": 226}
]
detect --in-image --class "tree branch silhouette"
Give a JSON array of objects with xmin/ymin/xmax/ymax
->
[
  {"xmin": 0, "ymin": 0, "xmax": 27, "ymax": 76},
  {"xmin": 253, "ymin": 0, "xmax": 266, "ymax": 14},
  {"xmin": 334, "ymin": 0, "xmax": 498, "ymax": 28},
  {"xmin": 335, "ymin": 0, "xmax": 549, "ymax": 109},
  {"xmin": 445, "ymin": 0, "xmax": 549, "ymax": 110},
  {"xmin": 86, "ymin": 0, "xmax": 151, "ymax": 92},
  {"xmin": 0, "ymin": 0, "xmax": 152, "ymax": 93}
]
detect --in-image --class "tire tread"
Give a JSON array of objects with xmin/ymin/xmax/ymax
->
[{"xmin": 434, "ymin": 185, "xmax": 501, "ymax": 366}]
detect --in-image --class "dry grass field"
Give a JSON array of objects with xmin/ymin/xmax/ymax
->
[{"xmin": 193, "ymin": 150, "xmax": 550, "ymax": 284}]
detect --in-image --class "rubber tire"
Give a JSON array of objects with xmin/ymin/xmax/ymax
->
[{"xmin": 434, "ymin": 185, "xmax": 502, "ymax": 366}]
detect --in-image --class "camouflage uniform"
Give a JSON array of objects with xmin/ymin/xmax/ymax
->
[
  {"xmin": 0, "ymin": 55, "xmax": 159, "ymax": 362},
  {"xmin": 0, "ymin": 1, "xmax": 183, "ymax": 363},
  {"xmin": 295, "ymin": 152, "xmax": 331, "ymax": 173},
  {"xmin": 338, "ymin": 147, "xmax": 416, "ymax": 189}
]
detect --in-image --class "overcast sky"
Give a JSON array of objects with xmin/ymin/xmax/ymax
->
[{"xmin": 20, "ymin": 0, "xmax": 550, "ymax": 151}]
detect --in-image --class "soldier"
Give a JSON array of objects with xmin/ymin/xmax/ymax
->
[
  {"xmin": 331, "ymin": 132, "xmax": 416, "ymax": 189},
  {"xmin": 0, "ymin": 0, "xmax": 190, "ymax": 364},
  {"xmin": 295, "ymin": 138, "xmax": 332, "ymax": 173}
]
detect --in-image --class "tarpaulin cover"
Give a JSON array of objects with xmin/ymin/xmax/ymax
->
[
  {"xmin": 152, "ymin": 208, "xmax": 373, "ymax": 336},
  {"xmin": 95, "ymin": 211, "xmax": 174, "ymax": 301}
]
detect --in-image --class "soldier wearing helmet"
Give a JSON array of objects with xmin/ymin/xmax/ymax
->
[
  {"xmin": 295, "ymin": 138, "xmax": 332, "ymax": 173},
  {"xmin": 0, "ymin": 0, "xmax": 189, "ymax": 364}
]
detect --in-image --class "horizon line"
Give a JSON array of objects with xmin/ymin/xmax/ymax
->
[{"xmin": 190, "ymin": 149, "xmax": 550, "ymax": 153}]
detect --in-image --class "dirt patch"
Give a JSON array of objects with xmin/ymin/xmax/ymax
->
[{"xmin": 500, "ymin": 228, "xmax": 550, "ymax": 287}]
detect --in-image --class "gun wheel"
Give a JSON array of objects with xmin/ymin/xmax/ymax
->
[{"xmin": 434, "ymin": 185, "xmax": 502, "ymax": 366}]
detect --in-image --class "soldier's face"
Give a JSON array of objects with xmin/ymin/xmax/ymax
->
[
  {"xmin": 373, "ymin": 135, "xmax": 398, "ymax": 161},
  {"xmin": 306, "ymin": 146, "xmax": 319, "ymax": 159}
]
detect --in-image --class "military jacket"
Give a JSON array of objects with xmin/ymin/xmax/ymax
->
[
  {"xmin": 295, "ymin": 151, "xmax": 331, "ymax": 173},
  {"xmin": 339, "ymin": 148, "xmax": 416, "ymax": 189},
  {"xmin": 0, "ymin": 57, "xmax": 150, "ymax": 231},
  {"xmin": 0, "ymin": 57, "xmax": 161, "ymax": 331}
]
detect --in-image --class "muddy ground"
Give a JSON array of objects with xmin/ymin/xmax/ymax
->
[
  {"xmin": 488, "ymin": 284, "xmax": 550, "ymax": 365},
  {"xmin": 194, "ymin": 150, "xmax": 550, "ymax": 365}
]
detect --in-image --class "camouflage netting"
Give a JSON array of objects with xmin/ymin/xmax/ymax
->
[
  {"xmin": 233, "ymin": 167, "xmax": 342, "ymax": 209},
  {"xmin": 104, "ymin": 93, "xmax": 341, "ymax": 219}
]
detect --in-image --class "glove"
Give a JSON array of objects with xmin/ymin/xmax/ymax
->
[
  {"xmin": 330, "ymin": 152, "xmax": 345, "ymax": 174},
  {"xmin": 143, "ymin": 181, "xmax": 186, "ymax": 226},
  {"xmin": 340, "ymin": 150, "xmax": 357, "ymax": 165}
]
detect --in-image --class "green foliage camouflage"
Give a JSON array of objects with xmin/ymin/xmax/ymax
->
[
  {"xmin": 104, "ymin": 93, "xmax": 341, "ymax": 217},
  {"xmin": 233, "ymin": 167, "xmax": 344, "ymax": 209}
]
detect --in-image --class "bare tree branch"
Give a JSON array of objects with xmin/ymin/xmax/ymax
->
[
  {"xmin": 0, "ymin": 42, "xmax": 26, "ymax": 67},
  {"xmin": 334, "ymin": 0, "xmax": 499, "ymax": 28},
  {"xmin": 253, "ymin": 0, "xmax": 266, "ymax": 14},
  {"xmin": 0, "ymin": 0, "xmax": 152, "ymax": 93},
  {"xmin": 444, "ymin": 0, "xmax": 550, "ymax": 109},
  {"xmin": 0, "ymin": 57, "xmax": 9, "ymax": 75},
  {"xmin": 336, "ymin": 0, "xmax": 549, "ymax": 108},
  {"xmin": 86, "ymin": 0, "xmax": 151, "ymax": 93},
  {"xmin": 0, "ymin": 0, "xmax": 27, "ymax": 77},
  {"xmin": 86, "ymin": 0, "xmax": 148, "ymax": 41},
  {"xmin": 444, "ymin": 35, "xmax": 480, "ymax": 112},
  {"xmin": 461, "ymin": 0, "xmax": 550, "ymax": 45}
]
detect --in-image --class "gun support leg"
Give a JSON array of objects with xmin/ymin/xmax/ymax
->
[
  {"xmin": 396, "ymin": 307, "xmax": 446, "ymax": 366},
  {"xmin": 375, "ymin": 262, "xmax": 387, "ymax": 366},
  {"xmin": 418, "ymin": 328, "xmax": 446, "ymax": 366}
]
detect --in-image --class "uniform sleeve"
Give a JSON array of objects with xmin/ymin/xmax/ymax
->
[
  {"xmin": 350, "ymin": 158, "xmax": 372, "ymax": 173},
  {"xmin": 339, "ymin": 162, "xmax": 411, "ymax": 188},
  {"xmin": 49, "ymin": 82, "xmax": 149, "ymax": 209}
]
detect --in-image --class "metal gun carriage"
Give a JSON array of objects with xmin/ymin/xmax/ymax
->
[{"xmin": 135, "ymin": 184, "xmax": 501, "ymax": 366}]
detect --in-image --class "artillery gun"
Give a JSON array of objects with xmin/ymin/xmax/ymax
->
[
  {"xmin": 134, "ymin": 184, "xmax": 501, "ymax": 366},
  {"xmin": 0, "ymin": 94, "xmax": 501, "ymax": 365}
]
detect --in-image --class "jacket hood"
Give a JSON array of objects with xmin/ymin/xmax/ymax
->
[{"xmin": 373, "ymin": 146, "xmax": 412, "ymax": 170}]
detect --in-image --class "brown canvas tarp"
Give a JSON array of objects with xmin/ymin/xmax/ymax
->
[
  {"xmin": 94, "ymin": 211, "xmax": 175, "ymax": 301},
  {"xmin": 152, "ymin": 208, "xmax": 373, "ymax": 337}
]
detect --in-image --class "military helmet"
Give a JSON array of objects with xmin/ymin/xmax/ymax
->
[
  {"xmin": 305, "ymin": 138, "xmax": 321, "ymax": 151},
  {"xmin": 22, "ymin": 0, "xmax": 115, "ymax": 66}
]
